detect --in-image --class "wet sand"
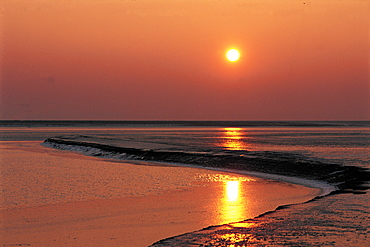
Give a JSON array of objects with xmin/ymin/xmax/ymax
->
[
  {"xmin": 1, "ymin": 142, "xmax": 321, "ymax": 246},
  {"xmin": 152, "ymin": 193, "xmax": 370, "ymax": 246}
]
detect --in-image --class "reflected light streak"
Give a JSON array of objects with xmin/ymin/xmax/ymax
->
[
  {"xmin": 222, "ymin": 127, "xmax": 249, "ymax": 151},
  {"xmin": 195, "ymin": 173, "xmax": 255, "ymax": 225},
  {"xmin": 222, "ymin": 180, "xmax": 244, "ymax": 223},
  {"xmin": 224, "ymin": 127, "xmax": 243, "ymax": 138}
]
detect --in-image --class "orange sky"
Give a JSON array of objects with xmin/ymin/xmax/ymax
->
[{"xmin": 1, "ymin": 0, "xmax": 369, "ymax": 120}]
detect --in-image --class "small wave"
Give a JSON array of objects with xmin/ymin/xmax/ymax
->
[{"xmin": 43, "ymin": 136, "xmax": 370, "ymax": 195}]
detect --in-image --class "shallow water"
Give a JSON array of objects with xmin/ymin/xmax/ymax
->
[
  {"xmin": 0, "ymin": 141, "xmax": 319, "ymax": 217},
  {"xmin": 1, "ymin": 140, "xmax": 322, "ymax": 246}
]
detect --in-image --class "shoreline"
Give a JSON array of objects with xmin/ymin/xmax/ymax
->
[
  {"xmin": 131, "ymin": 161, "xmax": 336, "ymax": 197},
  {"xmin": 44, "ymin": 137, "xmax": 360, "ymax": 194},
  {"xmin": 42, "ymin": 140, "xmax": 336, "ymax": 196}
]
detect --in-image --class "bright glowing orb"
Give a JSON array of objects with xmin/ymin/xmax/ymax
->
[{"xmin": 226, "ymin": 49, "xmax": 240, "ymax": 62}]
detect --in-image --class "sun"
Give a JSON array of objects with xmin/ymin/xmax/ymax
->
[{"xmin": 226, "ymin": 49, "xmax": 240, "ymax": 62}]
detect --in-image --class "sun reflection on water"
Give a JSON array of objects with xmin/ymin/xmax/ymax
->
[
  {"xmin": 195, "ymin": 173, "xmax": 256, "ymax": 226},
  {"xmin": 226, "ymin": 181, "xmax": 239, "ymax": 202},
  {"xmin": 196, "ymin": 173, "xmax": 255, "ymax": 182},
  {"xmin": 222, "ymin": 180, "xmax": 245, "ymax": 223},
  {"xmin": 222, "ymin": 127, "xmax": 250, "ymax": 151}
]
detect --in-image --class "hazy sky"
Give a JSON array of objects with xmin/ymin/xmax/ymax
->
[{"xmin": 1, "ymin": 0, "xmax": 369, "ymax": 120}]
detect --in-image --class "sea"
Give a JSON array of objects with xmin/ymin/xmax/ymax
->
[{"xmin": 1, "ymin": 120, "xmax": 369, "ymax": 246}]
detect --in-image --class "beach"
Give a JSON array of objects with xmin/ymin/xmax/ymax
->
[
  {"xmin": 1, "ymin": 141, "xmax": 321, "ymax": 246},
  {"xmin": 1, "ymin": 122, "xmax": 368, "ymax": 246}
]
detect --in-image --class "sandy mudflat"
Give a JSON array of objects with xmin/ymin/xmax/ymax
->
[{"xmin": 1, "ymin": 142, "xmax": 321, "ymax": 246}]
